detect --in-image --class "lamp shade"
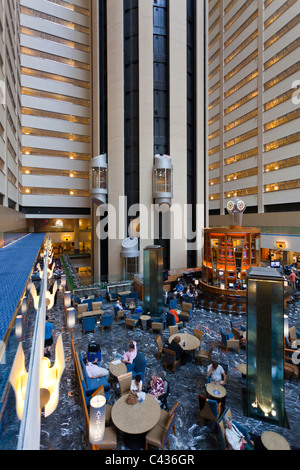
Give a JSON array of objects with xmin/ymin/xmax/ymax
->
[
  {"xmin": 89, "ymin": 395, "xmax": 106, "ymax": 445},
  {"xmin": 284, "ymin": 315, "xmax": 289, "ymax": 338},
  {"xmin": 15, "ymin": 314, "xmax": 23, "ymax": 339},
  {"xmin": 64, "ymin": 291, "xmax": 72, "ymax": 308},
  {"xmin": 67, "ymin": 307, "xmax": 76, "ymax": 329},
  {"xmin": 61, "ymin": 274, "xmax": 66, "ymax": 288},
  {"xmin": 21, "ymin": 297, "xmax": 27, "ymax": 314}
]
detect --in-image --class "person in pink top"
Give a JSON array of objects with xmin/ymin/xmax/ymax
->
[
  {"xmin": 289, "ymin": 271, "xmax": 298, "ymax": 291},
  {"xmin": 121, "ymin": 340, "xmax": 137, "ymax": 364}
]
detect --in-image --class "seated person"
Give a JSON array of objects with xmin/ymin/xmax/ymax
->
[
  {"xmin": 121, "ymin": 340, "xmax": 137, "ymax": 364},
  {"xmin": 130, "ymin": 374, "xmax": 144, "ymax": 400},
  {"xmin": 115, "ymin": 299, "xmax": 124, "ymax": 311},
  {"xmin": 146, "ymin": 372, "xmax": 165, "ymax": 398},
  {"xmin": 206, "ymin": 361, "xmax": 226, "ymax": 385},
  {"xmin": 83, "ymin": 357, "xmax": 109, "ymax": 378},
  {"xmin": 223, "ymin": 416, "xmax": 253, "ymax": 450},
  {"xmin": 169, "ymin": 308, "xmax": 180, "ymax": 323},
  {"xmin": 167, "ymin": 336, "xmax": 185, "ymax": 365},
  {"xmin": 173, "ymin": 281, "xmax": 184, "ymax": 297}
]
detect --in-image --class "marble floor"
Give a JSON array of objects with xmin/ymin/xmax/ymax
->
[{"xmin": 30, "ymin": 286, "xmax": 300, "ymax": 451}]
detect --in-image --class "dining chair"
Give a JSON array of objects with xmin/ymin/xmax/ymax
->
[
  {"xmin": 124, "ymin": 314, "xmax": 139, "ymax": 331},
  {"xmin": 155, "ymin": 334, "xmax": 163, "ymax": 360},
  {"xmin": 151, "ymin": 322, "xmax": 164, "ymax": 335},
  {"xmin": 162, "ymin": 348, "xmax": 181, "ymax": 374},
  {"xmin": 198, "ymin": 395, "xmax": 221, "ymax": 427},
  {"xmin": 77, "ymin": 303, "xmax": 88, "ymax": 318},
  {"xmin": 168, "ymin": 325, "xmax": 179, "ymax": 336},
  {"xmin": 193, "ymin": 328, "xmax": 204, "ymax": 359},
  {"xmin": 117, "ymin": 372, "xmax": 132, "ymax": 396},
  {"xmin": 82, "ymin": 316, "xmax": 96, "ymax": 334},
  {"xmin": 145, "ymin": 414, "xmax": 175, "ymax": 450},
  {"xmin": 96, "ymin": 426, "xmax": 118, "ymax": 450},
  {"xmin": 197, "ymin": 341, "xmax": 215, "ymax": 365},
  {"xmin": 157, "ymin": 401, "xmax": 179, "ymax": 434},
  {"xmin": 92, "ymin": 301, "xmax": 103, "ymax": 315},
  {"xmin": 101, "ymin": 313, "xmax": 113, "ymax": 332}
]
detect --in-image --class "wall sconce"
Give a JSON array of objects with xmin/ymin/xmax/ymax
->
[
  {"xmin": 9, "ymin": 335, "xmax": 65, "ymax": 420},
  {"xmin": 15, "ymin": 315, "xmax": 23, "ymax": 339},
  {"xmin": 89, "ymin": 395, "xmax": 106, "ymax": 446},
  {"xmin": 276, "ymin": 241, "xmax": 286, "ymax": 249},
  {"xmin": 30, "ymin": 281, "xmax": 58, "ymax": 311},
  {"xmin": 64, "ymin": 291, "xmax": 72, "ymax": 309},
  {"xmin": 21, "ymin": 297, "xmax": 27, "ymax": 315},
  {"xmin": 194, "ymin": 279, "xmax": 199, "ymax": 286}
]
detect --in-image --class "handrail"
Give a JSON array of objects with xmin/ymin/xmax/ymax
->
[{"xmin": 17, "ymin": 237, "xmax": 49, "ymax": 450}]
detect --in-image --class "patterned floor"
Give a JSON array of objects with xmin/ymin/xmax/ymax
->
[{"xmin": 33, "ymin": 286, "xmax": 300, "ymax": 451}]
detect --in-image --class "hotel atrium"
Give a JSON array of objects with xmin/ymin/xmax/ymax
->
[{"xmin": 0, "ymin": 0, "xmax": 299, "ymax": 454}]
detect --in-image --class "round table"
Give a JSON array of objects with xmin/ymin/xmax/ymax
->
[
  {"xmin": 169, "ymin": 333, "xmax": 200, "ymax": 352},
  {"xmin": 140, "ymin": 314, "xmax": 151, "ymax": 330},
  {"xmin": 261, "ymin": 431, "xmax": 290, "ymax": 450},
  {"xmin": 237, "ymin": 363, "xmax": 247, "ymax": 376},
  {"xmin": 109, "ymin": 360, "xmax": 127, "ymax": 378},
  {"xmin": 206, "ymin": 382, "xmax": 226, "ymax": 408},
  {"xmin": 111, "ymin": 394, "xmax": 161, "ymax": 449}
]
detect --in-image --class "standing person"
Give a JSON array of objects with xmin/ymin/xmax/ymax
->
[
  {"xmin": 44, "ymin": 316, "xmax": 54, "ymax": 358},
  {"xmin": 289, "ymin": 270, "xmax": 297, "ymax": 291}
]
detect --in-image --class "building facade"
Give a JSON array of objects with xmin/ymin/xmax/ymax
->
[
  {"xmin": 91, "ymin": 0, "xmax": 207, "ymax": 277},
  {"xmin": 207, "ymin": 0, "xmax": 300, "ymax": 259}
]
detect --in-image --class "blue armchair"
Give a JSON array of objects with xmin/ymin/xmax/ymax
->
[
  {"xmin": 169, "ymin": 299, "xmax": 177, "ymax": 310},
  {"xmin": 101, "ymin": 313, "xmax": 113, "ymax": 332},
  {"xmin": 82, "ymin": 316, "xmax": 96, "ymax": 334},
  {"xmin": 198, "ymin": 395, "xmax": 221, "ymax": 427},
  {"xmin": 220, "ymin": 328, "xmax": 239, "ymax": 353},
  {"xmin": 230, "ymin": 319, "xmax": 246, "ymax": 338},
  {"xmin": 82, "ymin": 298, "xmax": 93, "ymax": 311},
  {"xmin": 126, "ymin": 351, "xmax": 147, "ymax": 382},
  {"xmin": 77, "ymin": 352, "xmax": 110, "ymax": 404}
]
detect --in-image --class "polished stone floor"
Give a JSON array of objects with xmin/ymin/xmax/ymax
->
[{"xmin": 32, "ymin": 285, "xmax": 300, "ymax": 451}]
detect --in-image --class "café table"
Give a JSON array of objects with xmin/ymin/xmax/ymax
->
[
  {"xmin": 111, "ymin": 393, "xmax": 161, "ymax": 449},
  {"xmin": 140, "ymin": 314, "xmax": 151, "ymax": 330},
  {"xmin": 109, "ymin": 359, "xmax": 127, "ymax": 379},
  {"xmin": 237, "ymin": 363, "xmax": 247, "ymax": 377},
  {"xmin": 168, "ymin": 333, "xmax": 200, "ymax": 352},
  {"xmin": 206, "ymin": 382, "xmax": 227, "ymax": 412},
  {"xmin": 261, "ymin": 431, "xmax": 290, "ymax": 450}
]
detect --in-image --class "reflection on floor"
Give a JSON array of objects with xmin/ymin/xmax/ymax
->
[{"xmin": 28, "ymin": 288, "xmax": 300, "ymax": 450}]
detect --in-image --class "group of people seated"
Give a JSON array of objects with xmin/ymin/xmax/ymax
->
[{"xmin": 166, "ymin": 281, "xmax": 199, "ymax": 306}]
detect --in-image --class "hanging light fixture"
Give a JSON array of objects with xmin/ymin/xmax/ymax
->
[{"xmin": 89, "ymin": 395, "xmax": 106, "ymax": 446}]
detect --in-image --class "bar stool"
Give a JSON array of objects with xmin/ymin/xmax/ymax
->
[
  {"xmin": 216, "ymin": 300, "xmax": 223, "ymax": 315},
  {"xmin": 236, "ymin": 303, "xmax": 243, "ymax": 317},
  {"xmin": 227, "ymin": 302, "xmax": 233, "ymax": 316},
  {"xmin": 199, "ymin": 298, "xmax": 205, "ymax": 312},
  {"xmin": 207, "ymin": 299, "xmax": 213, "ymax": 313}
]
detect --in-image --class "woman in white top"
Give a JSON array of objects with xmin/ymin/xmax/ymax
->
[
  {"xmin": 223, "ymin": 416, "xmax": 253, "ymax": 450},
  {"xmin": 130, "ymin": 374, "xmax": 143, "ymax": 399}
]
